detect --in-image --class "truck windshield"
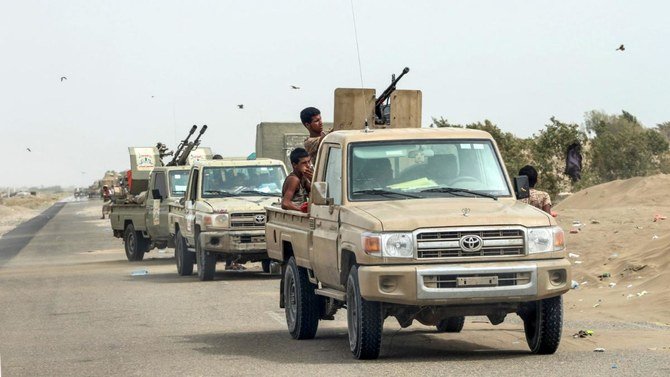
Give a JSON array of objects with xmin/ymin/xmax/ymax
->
[
  {"xmin": 169, "ymin": 170, "xmax": 190, "ymax": 197},
  {"xmin": 201, "ymin": 165, "xmax": 286, "ymax": 198},
  {"xmin": 349, "ymin": 140, "xmax": 511, "ymax": 201}
]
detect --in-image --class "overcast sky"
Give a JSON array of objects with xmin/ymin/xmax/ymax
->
[{"xmin": 1, "ymin": 0, "xmax": 668, "ymax": 187}]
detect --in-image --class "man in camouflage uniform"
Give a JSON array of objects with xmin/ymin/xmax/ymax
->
[{"xmin": 518, "ymin": 165, "xmax": 552, "ymax": 214}]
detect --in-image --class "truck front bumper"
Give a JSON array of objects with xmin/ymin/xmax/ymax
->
[
  {"xmin": 357, "ymin": 259, "xmax": 571, "ymax": 306},
  {"xmin": 199, "ymin": 229, "xmax": 266, "ymax": 254}
]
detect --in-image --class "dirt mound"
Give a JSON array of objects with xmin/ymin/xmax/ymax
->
[
  {"xmin": 556, "ymin": 174, "xmax": 670, "ymax": 210},
  {"xmin": 555, "ymin": 174, "xmax": 670, "ymax": 324}
]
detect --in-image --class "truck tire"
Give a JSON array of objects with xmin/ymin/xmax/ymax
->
[
  {"xmin": 195, "ymin": 231, "xmax": 216, "ymax": 281},
  {"xmin": 261, "ymin": 259, "xmax": 271, "ymax": 273},
  {"xmin": 175, "ymin": 230, "xmax": 194, "ymax": 276},
  {"xmin": 523, "ymin": 296, "xmax": 563, "ymax": 354},
  {"xmin": 436, "ymin": 316, "xmax": 465, "ymax": 333},
  {"xmin": 124, "ymin": 224, "xmax": 148, "ymax": 261},
  {"xmin": 346, "ymin": 265, "xmax": 383, "ymax": 360},
  {"xmin": 284, "ymin": 256, "xmax": 319, "ymax": 339}
]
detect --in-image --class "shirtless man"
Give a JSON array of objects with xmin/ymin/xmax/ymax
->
[{"xmin": 281, "ymin": 148, "xmax": 311, "ymax": 212}]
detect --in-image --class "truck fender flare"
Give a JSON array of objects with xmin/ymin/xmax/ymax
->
[{"xmin": 339, "ymin": 249, "xmax": 357, "ymax": 286}]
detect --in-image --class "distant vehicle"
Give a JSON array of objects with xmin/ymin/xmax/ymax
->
[{"xmin": 171, "ymin": 157, "xmax": 287, "ymax": 280}]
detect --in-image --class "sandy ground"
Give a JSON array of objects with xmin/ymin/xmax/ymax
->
[
  {"xmin": 0, "ymin": 193, "xmax": 75, "ymax": 236},
  {"xmin": 555, "ymin": 174, "xmax": 670, "ymax": 326}
]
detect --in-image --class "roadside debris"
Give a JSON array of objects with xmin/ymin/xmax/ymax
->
[
  {"xmin": 652, "ymin": 235, "xmax": 659, "ymax": 240},
  {"xmin": 131, "ymin": 268, "xmax": 149, "ymax": 276},
  {"xmin": 653, "ymin": 214, "xmax": 667, "ymax": 222},
  {"xmin": 569, "ymin": 229, "xmax": 580, "ymax": 234},
  {"xmin": 573, "ymin": 330, "xmax": 594, "ymax": 338},
  {"xmin": 598, "ymin": 272, "xmax": 611, "ymax": 280},
  {"xmin": 568, "ymin": 252, "xmax": 580, "ymax": 258},
  {"xmin": 626, "ymin": 294, "xmax": 635, "ymax": 299},
  {"xmin": 571, "ymin": 280, "xmax": 580, "ymax": 289},
  {"xmin": 593, "ymin": 347, "xmax": 606, "ymax": 352},
  {"xmin": 608, "ymin": 253, "xmax": 619, "ymax": 260},
  {"xmin": 624, "ymin": 264, "xmax": 646, "ymax": 272},
  {"xmin": 609, "ymin": 282, "xmax": 617, "ymax": 288},
  {"xmin": 590, "ymin": 219, "xmax": 600, "ymax": 224},
  {"xmin": 637, "ymin": 290, "xmax": 649, "ymax": 297},
  {"xmin": 593, "ymin": 299, "xmax": 602, "ymax": 308}
]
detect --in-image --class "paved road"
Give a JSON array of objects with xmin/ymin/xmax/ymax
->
[{"xmin": 1, "ymin": 200, "xmax": 669, "ymax": 376}]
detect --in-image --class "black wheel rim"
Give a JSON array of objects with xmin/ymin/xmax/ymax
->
[
  {"xmin": 347, "ymin": 282, "xmax": 358, "ymax": 351},
  {"xmin": 128, "ymin": 232, "xmax": 136, "ymax": 255},
  {"xmin": 285, "ymin": 268, "xmax": 297, "ymax": 331}
]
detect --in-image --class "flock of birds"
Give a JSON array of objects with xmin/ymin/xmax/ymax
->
[{"xmin": 38, "ymin": 44, "xmax": 627, "ymax": 154}]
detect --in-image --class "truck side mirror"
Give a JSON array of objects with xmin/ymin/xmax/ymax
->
[
  {"xmin": 514, "ymin": 175, "xmax": 530, "ymax": 200},
  {"xmin": 179, "ymin": 197, "xmax": 185, "ymax": 205},
  {"xmin": 311, "ymin": 182, "xmax": 329, "ymax": 205},
  {"xmin": 152, "ymin": 189, "xmax": 163, "ymax": 201}
]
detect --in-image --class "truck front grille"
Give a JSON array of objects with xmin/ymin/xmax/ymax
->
[
  {"xmin": 416, "ymin": 228, "xmax": 525, "ymax": 258},
  {"xmin": 423, "ymin": 272, "xmax": 532, "ymax": 289},
  {"xmin": 230, "ymin": 212, "xmax": 266, "ymax": 229}
]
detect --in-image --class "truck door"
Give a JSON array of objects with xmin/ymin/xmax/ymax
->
[
  {"xmin": 184, "ymin": 168, "xmax": 199, "ymax": 242},
  {"xmin": 310, "ymin": 145, "xmax": 342, "ymax": 287},
  {"xmin": 146, "ymin": 171, "xmax": 169, "ymax": 239}
]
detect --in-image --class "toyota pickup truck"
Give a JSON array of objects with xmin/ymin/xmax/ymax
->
[
  {"xmin": 110, "ymin": 166, "xmax": 191, "ymax": 261},
  {"xmin": 172, "ymin": 158, "xmax": 287, "ymax": 280},
  {"xmin": 265, "ymin": 127, "xmax": 570, "ymax": 359}
]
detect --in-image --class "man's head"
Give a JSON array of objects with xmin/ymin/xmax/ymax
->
[
  {"xmin": 290, "ymin": 147, "xmax": 311, "ymax": 176},
  {"xmin": 518, "ymin": 165, "xmax": 538, "ymax": 188},
  {"xmin": 300, "ymin": 107, "xmax": 322, "ymax": 134}
]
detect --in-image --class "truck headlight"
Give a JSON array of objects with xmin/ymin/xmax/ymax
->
[
  {"xmin": 527, "ymin": 226, "xmax": 564, "ymax": 254},
  {"xmin": 362, "ymin": 232, "xmax": 414, "ymax": 258},
  {"xmin": 203, "ymin": 213, "xmax": 229, "ymax": 230}
]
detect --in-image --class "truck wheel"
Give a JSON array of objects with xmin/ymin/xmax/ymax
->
[
  {"xmin": 284, "ymin": 256, "xmax": 319, "ymax": 339},
  {"xmin": 346, "ymin": 265, "xmax": 383, "ymax": 360},
  {"xmin": 261, "ymin": 259, "xmax": 271, "ymax": 273},
  {"xmin": 436, "ymin": 316, "xmax": 465, "ymax": 333},
  {"xmin": 523, "ymin": 296, "xmax": 563, "ymax": 354},
  {"xmin": 124, "ymin": 224, "xmax": 146, "ymax": 261},
  {"xmin": 195, "ymin": 232, "xmax": 216, "ymax": 281},
  {"xmin": 175, "ymin": 230, "xmax": 194, "ymax": 276}
]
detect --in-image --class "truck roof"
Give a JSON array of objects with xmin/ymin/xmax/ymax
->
[
  {"xmin": 323, "ymin": 127, "xmax": 494, "ymax": 144},
  {"xmin": 192, "ymin": 158, "xmax": 285, "ymax": 168}
]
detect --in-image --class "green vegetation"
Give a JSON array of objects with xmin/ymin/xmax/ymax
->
[{"xmin": 431, "ymin": 110, "xmax": 670, "ymax": 198}]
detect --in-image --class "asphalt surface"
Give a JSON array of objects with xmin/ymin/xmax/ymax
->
[{"xmin": 0, "ymin": 199, "xmax": 669, "ymax": 376}]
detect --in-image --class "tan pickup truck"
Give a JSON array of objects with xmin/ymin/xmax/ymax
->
[
  {"xmin": 265, "ymin": 127, "xmax": 570, "ymax": 359},
  {"xmin": 172, "ymin": 158, "xmax": 287, "ymax": 280}
]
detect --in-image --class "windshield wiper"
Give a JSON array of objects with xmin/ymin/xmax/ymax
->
[
  {"xmin": 352, "ymin": 189, "xmax": 421, "ymax": 199},
  {"xmin": 420, "ymin": 187, "xmax": 498, "ymax": 200},
  {"xmin": 202, "ymin": 190, "xmax": 236, "ymax": 197},
  {"xmin": 240, "ymin": 190, "xmax": 280, "ymax": 197}
]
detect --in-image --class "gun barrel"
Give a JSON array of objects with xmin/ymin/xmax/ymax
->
[
  {"xmin": 168, "ymin": 125, "xmax": 198, "ymax": 165},
  {"xmin": 375, "ymin": 67, "xmax": 410, "ymax": 107}
]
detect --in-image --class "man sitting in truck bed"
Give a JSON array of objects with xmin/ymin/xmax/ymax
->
[{"xmin": 281, "ymin": 148, "xmax": 311, "ymax": 212}]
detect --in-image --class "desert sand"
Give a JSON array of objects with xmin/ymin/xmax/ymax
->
[
  {"xmin": 0, "ymin": 193, "xmax": 69, "ymax": 236},
  {"xmin": 555, "ymin": 174, "xmax": 670, "ymax": 326}
]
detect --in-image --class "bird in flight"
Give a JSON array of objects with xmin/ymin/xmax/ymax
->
[
  {"xmin": 237, "ymin": 104, "xmax": 244, "ymax": 109},
  {"xmin": 60, "ymin": 76, "xmax": 67, "ymax": 82},
  {"xmin": 290, "ymin": 85, "xmax": 300, "ymax": 90},
  {"xmin": 26, "ymin": 147, "xmax": 31, "ymax": 152},
  {"xmin": 616, "ymin": 44, "xmax": 625, "ymax": 51}
]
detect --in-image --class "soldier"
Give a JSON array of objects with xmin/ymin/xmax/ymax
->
[
  {"xmin": 518, "ymin": 165, "xmax": 552, "ymax": 214},
  {"xmin": 281, "ymin": 148, "xmax": 311, "ymax": 212},
  {"xmin": 101, "ymin": 185, "xmax": 112, "ymax": 219},
  {"xmin": 300, "ymin": 107, "xmax": 329, "ymax": 172}
]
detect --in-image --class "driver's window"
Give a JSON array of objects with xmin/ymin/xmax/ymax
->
[
  {"xmin": 154, "ymin": 172, "xmax": 167, "ymax": 198},
  {"xmin": 324, "ymin": 147, "xmax": 342, "ymax": 205}
]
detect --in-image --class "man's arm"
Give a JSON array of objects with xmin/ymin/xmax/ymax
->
[{"xmin": 281, "ymin": 176, "xmax": 303, "ymax": 211}]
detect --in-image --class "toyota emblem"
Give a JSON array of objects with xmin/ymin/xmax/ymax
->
[
  {"xmin": 459, "ymin": 235, "xmax": 483, "ymax": 252},
  {"xmin": 254, "ymin": 214, "xmax": 266, "ymax": 224}
]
